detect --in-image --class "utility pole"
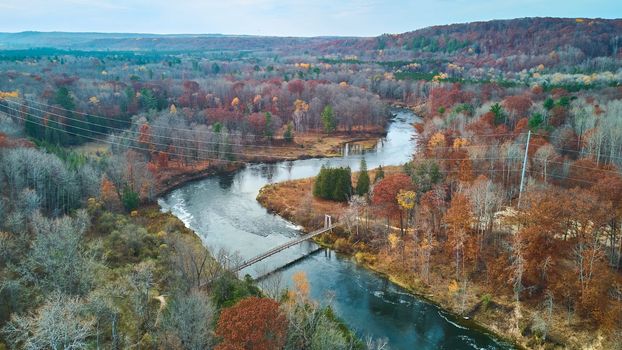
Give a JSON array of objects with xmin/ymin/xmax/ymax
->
[{"xmin": 518, "ymin": 130, "xmax": 531, "ymax": 208}]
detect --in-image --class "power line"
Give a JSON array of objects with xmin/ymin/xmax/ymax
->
[
  {"xmin": 414, "ymin": 156, "xmax": 522, "ymax": 162},
  {"xmin": 4, "ymin": 111, "xmax": 612, "ymax": 189},
  {"xmin": 543, "ymin": 160, "xmax": 621, "ymax": 175},
  {"xmin": 2, "ymin": 98, "xmax": 310, "ymax": 152},
  {"xmin": 2, "ymin": 105, "xmax": 300, "ymax": 160},
  {"xmin": 545, "ymin": 173, "xmax": 601, "ymax": 185},
  {"xmin": 418, "ymin": 143, "xmax": 526, "ymax": 152},
  {"xmin": 2, "ymin": 111, "xmax": 247, "ymax": 164},
  {"xmin": 2, "ymin": 106, "xmax": 526, "ymax": 164},
  {"xmin": 13, "ymin": 96, "xmax": 264, "ymax": 138},
  {"xmin": 14, "ymin": 96, "xmax": 397, "ymax": 144}
]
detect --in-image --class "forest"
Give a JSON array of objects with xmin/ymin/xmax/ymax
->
[{"xmin": 0, "ymin": 16, "xmax": 621, "ymax": 350}]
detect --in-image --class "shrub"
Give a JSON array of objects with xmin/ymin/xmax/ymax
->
[{"xmin": 480, "ymin": 294, "xmax": 492, "ymax": 310}]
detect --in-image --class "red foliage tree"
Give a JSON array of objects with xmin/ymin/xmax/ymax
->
[
  {"xmin": 138, "ymin": 123, "xmax": 152, "ymax": 148},
  {"xmin": 247, "ymin": 112, "xmax": 266, "ymax": 135},
  {"xmin": 372, "ymin": 173, "xmax": 415, "ymax": 233},
  {"xmin": 215, "ymin": 297, "xmax": 287, "ymax": 350},
  {"xmin": 549, "ymin": 105, "xmax": 568, "ymax": 126},
  {"xmin": 567, "ymin": 158, "xmax": 605, "ymax": 188},
  {"xmin": 287, "ymin": 79, "xmax": 305, "ymax": 96},
  {"xmin": 503, "ymin": 94, "xmax": 532, "ymax": 120},
  {"xmin": 428, "ymin": 83, "xmax": 473, "ymax": 116}
]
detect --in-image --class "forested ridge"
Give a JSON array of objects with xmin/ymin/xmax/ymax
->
[{"xmin": 0, "ymin": 16, "xmax": 621, "ymax": 349}]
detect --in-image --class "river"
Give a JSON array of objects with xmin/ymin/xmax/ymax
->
[{"xmin": 158, "ymin": 109, "xmax": 514, "ymax": 350}]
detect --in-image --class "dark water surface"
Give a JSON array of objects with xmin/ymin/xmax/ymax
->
[{"xmin": 159, "ymin": 110, "xmax": 514, "ymax": 349}]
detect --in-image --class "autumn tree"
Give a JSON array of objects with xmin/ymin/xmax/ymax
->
[
  {"xmin": 372, "ymin": 173, "xmax": 414, "ymax": 234},
  {"xmin": 465, "ymin": 176, "xmax": 503, "ymax": 266},
  {"xmin": 445, "ymin": 193, "xmax": 472, "ymax": 279},
  {"xmin": 215, "ymin": 297, "xmax": 287, "ymax": 350},
  {"xmin": 592, "ymin": 175, "xmax": 622, "ymax": 267},
  {"xmin": 282, "ymin": 272, "xmax": 351, "ymax": 349},
  {"xmin": 514, "ymin": 189, "xmax": 566, "ymax": 297},
  {"xmin": 397, "ymin": 190, "xmax": 417, "ymax": 233},
  {"xmin": 503, "ymin": 95, "xmax": 533, "ymax": 126}
]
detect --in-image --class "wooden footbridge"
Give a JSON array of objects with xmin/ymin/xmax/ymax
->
[{"xmin": 232, "ymin": 216, "xmax": 337, "ymax": 273}]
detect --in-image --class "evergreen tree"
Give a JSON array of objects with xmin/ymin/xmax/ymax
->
[
  {"xmin": 283, "ymin": 123, "xmax": 294, "ymax": 143},
  {"xmin": 140, "ymin": 88, "xmax": 158, "ymax": 111},
  {"xmin": 374, "ymin": 165, "xmax": 385, "ymax": 183},
  {"xmin": 55, "ymin": 87, "xmax": 82, "ymax": 144},
  {"xmin": 321, "ymin": 105, "xmax": 337, "ymax": 133},
  {"xmin": 355, "ymin": 158, "xmax": 370, "ymax": 196},
  {"xmin": 490, "ymin": 103, "xmax": 506, "ymax": 125},
  {"xmin": 24, "ymin": 113, "xmax": 41, "ymax": 139},
  {"xmin": 55, "ymin": 86, "xmax": 75, "ymax": 111},
  {"xmin": 313, "ymin": 166, "xmax": 352, "ymax": 202},
  {"xmin": 121, "ymin": 186, "xmax": 140, "ymax": 212}
]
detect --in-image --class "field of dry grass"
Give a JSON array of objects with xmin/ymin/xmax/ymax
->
[{"xmin": 241, "ymin": 132, "xmax": 382, "ymax": 161}]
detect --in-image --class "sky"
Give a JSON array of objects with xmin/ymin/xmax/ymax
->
[{"xmin": 0, "ymin": 0, "xmax": 620, "ymax": 37}]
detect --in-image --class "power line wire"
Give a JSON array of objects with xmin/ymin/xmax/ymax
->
[
  {"xmin": 2, "ymin": 111, "xmax": 247, "ymax": 164},
  {"xmin": 3, "ymin": 98, "xmax": 310, "ymax": 152},
  {"xmin": 2, "ymin": 105, "xmax": 300, "ymax": 160}
]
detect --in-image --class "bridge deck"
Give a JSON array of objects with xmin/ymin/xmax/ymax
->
[{"xmin": 233, "ymin": 224, "xmax": 337, "ymax": 272}]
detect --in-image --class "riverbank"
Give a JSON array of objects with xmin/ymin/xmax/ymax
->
[
  {"xmin": 256, "ymin": 172, "xmax": 609, "ymax": 350},
  {"xmin": 147, "ymin": 131, "xmax": 384, "ymax": 197}
]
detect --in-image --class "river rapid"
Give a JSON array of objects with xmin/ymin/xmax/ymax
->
[{"xmin": 159, "ymin": 109, "xmax": 514, "ymax": 350}]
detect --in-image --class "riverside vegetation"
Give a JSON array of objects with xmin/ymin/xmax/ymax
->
[{"xmin": 1, "ymin": 16, "xmax": 621, "ymax": 349}]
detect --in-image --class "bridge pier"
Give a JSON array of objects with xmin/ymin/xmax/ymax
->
[{"xmin": 324, "ymin": 214, "xmax": 332, "ymax": 232}]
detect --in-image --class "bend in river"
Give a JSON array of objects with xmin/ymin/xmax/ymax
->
[{"xmin": 159, "ymin": 109, "xmax": 515, "ymax": 350}]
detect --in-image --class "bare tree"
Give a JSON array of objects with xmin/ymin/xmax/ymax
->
[
  {"xmin": 3, "ymin": 292, "xmax": 94, "ymax": 350},
  {"xmin": 166, "ymin": 232, "xmax": 214, "ymax": 290},
  {"xmin": 160, "ymin": 291, "xmax": 215, "ymax": 350},
  {"xmin": 27, "ymin": 210, "xmax": 94, "ymax": 295}
]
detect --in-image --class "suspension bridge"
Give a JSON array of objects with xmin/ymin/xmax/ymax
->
[
  {"xmin": 232, "ymin": 219, "xmax": 337, "ymax": 273},
  {"xmin": 201, "ymin": 215, "xmax": 337, "ymax": 288}
]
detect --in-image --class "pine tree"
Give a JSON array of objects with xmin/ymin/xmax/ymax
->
[
  {"xmin": 374, "ymin": 165, "xmax": 385, "ymax": 183},
  {"xmin": 313, "ymin": 166, "xmax": 352, "ymax": 202},
  {"xmin": 355, "ymin": 158, "xmax": 370, "ymax": 196},
  {"xmin": 321, "ymin": 105, "xmax": 337, "ymax": 133},
  {"xmin": 283, "ymin": 123, "xmax": 294, "ymax": 143}
]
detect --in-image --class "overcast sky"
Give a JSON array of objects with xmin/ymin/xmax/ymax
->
[{"xmin": 0, "ymin": 0, "xmax": 620, "ymax": 36}]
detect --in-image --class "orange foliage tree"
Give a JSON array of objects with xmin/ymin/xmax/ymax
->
[
  {"xmin": 215, "ymin": 297, "xmax": 287, "ymax": 350},
  {"xmin": 445, "ymin": 193, "xmax": 473, "ymax": 279},
  {"xmin": 372, "ymin": 173, "xmax": 415, "ymax": 234}
]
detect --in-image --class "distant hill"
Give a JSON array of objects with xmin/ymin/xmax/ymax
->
[
  {"xmin": 385, "ymin": 17, "xmax": 622, "ymax": 57},
  {"xmin": 0, "ymin": 18, "xmax": 620, "ymax": 60},
  {"xmin": 0, "ymin": 31, "xmax": 348, "ymax": 52}
]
